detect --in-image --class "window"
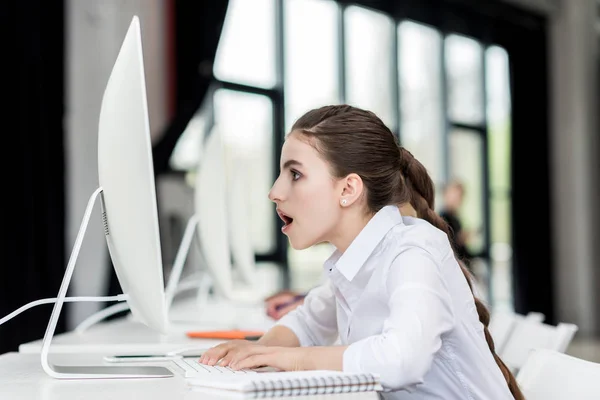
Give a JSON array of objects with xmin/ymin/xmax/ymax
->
[
  {"xmin": 345, "ymin": 6, "xmax": 396, "ymax": 130},
  {"xmin": 448, "ymin": 129, "xmax": 486, "ymax": 255},
  {"xmin": 169, "ymin": 104, "xmax": 210, "ymax": 171},
  {"xmin": 398, "ymin": 21, "xmax": 445, "ymax": 191},
  {"xmin": 486, "ymin": 46, "xmax": 513, "ymax": 310},
  {"xmin": 284, "ymin": 0, "xmax": 340, "ymax": 131},
  {"xmin": 213, "ymin": 0, "xmax": 276, "ymax": 88},
  {"xmin": 445, "ymin": 34, "xmax": 485, "ymax": 125}
]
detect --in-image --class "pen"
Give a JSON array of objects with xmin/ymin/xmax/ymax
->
[
  {"xmin": 274, "ymin": 294, "xmax": 306, "ymax": 311},
  {"xmin": 186, "ymin": 330, "xmax": 265, "ymax": 341}
]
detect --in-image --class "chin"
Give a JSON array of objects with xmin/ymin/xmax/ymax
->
[{"xmin": 287, "ymin": 236, "xmax": 317, "ymax": 251}]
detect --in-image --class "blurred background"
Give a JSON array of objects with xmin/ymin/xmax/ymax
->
[{"xmin": 1, "ymin": 0, "xmax": 599, "ymax": 361}]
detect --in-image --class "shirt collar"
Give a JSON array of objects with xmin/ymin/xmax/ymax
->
[{"xmin": 325, "ymin": 205, "xmax": 404, "ymax": 281}]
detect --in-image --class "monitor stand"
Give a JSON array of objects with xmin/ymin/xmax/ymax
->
[{"xmin": 41, "ymin": 187, "xmax": 173, "ymax": 379}]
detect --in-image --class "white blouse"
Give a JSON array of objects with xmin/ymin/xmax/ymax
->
[{"xmin": 277, "ymin": 205, "xmax": 513, "ymax": 399}]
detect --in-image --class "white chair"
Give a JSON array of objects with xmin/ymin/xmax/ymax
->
[
  {"xmin": 489, "ymin": 310, "xmax": 545, "ymax": 355},
  {"xmin": 499, "ymin": 318, "xmax": 578, "ymax": 373},
  {"xmin": 517, "ymin": 348, "xmax": 600, "ymax": 400}
]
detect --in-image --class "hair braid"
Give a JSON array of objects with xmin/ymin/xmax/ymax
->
[{"xmin": 399, "ymin": 147, "xmax": 525, "ymax": 400}]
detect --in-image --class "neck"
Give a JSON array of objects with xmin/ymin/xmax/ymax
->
[
  {"xmin": 329, "ymin": 208, "xmax": 373, "ymax": 253},
  {"xmin": 398, "ymin": 202, "xmax": 417, "ymax": 218}
]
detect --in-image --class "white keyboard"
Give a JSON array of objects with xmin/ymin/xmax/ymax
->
[{"xmin": 172, "ymin": 358, "xmax": 258, "ymax": 378}]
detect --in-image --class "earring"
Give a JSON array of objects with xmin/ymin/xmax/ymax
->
[{"xmin": 341, "ymin": 199, "xmax": 347, "ymax": 206}]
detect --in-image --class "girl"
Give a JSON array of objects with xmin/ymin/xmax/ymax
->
[{"xmin": 199, "ymin": 105, "xmax": 523, "ymax": 399}]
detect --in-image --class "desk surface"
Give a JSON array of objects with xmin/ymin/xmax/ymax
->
[
  {"xmin": 19, "ymin": 299, "xmax": 275, "ymax": 355},
  {"xmin": 19, "ymin": 318, "xmax": 221, "ymax": 355},
  {"xmin": 0, "ymin": 353, "xmax": 377, "ymax": 400}
]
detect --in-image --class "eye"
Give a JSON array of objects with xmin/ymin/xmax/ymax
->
[{"xmin": 291, "ymin": 169, "xmax": 302, "ymax": 181}]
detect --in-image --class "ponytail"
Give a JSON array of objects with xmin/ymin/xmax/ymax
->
[{"xmin": 398, "ymin": 148, "xmax": 525, "ymax": 400}]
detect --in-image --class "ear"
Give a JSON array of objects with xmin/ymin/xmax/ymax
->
[{"xmin": 339, "ymin": 173, "xmax": 364, "ymax": 207}]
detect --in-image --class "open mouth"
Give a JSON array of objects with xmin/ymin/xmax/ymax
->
[{"xmin": 277, "ymin": 209, "xmax": 294, "ymax": 231}]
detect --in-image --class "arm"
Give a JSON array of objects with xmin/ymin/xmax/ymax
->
[
  {"xmin": 208, "ymin": 250, "xmax": 454, "ymax": 380},
  {"xmin": 265, "ymin": 292, "xmax": 306, "ymax": 320},
  {"xmin": 256, "ymin": 325, "xmax": 300, "ymax": 347},
  {"xmin": 341, "ymin": 248, "xmax": 455, "ymax": 391},
  {"xmin": 274, "ymin": 280, "xmax": 339, "ymax": 347},
  {"xmin": 200, "ymin": 281, "xmax": 339, "ymax": 369}
]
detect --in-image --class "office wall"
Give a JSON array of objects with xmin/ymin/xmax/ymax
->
[
  {"xmin": 548, "ymin": 0, "xmax": 600, "ymax": 334},
  {"xmin": 65, "ymin": 0, "xmax": 169, "ymax": 328}
]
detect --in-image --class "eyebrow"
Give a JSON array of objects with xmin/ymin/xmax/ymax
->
[{"xmin": 281, "ymin": 159, "xmax": 303, "ymax": 170}]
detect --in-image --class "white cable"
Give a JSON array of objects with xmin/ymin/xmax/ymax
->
[
  {"xmin": 0, "ymin": 294, "xmax": 128, "ymax": 326},
  {"xmin": 74, "ymin": 302, "xmax": 132, "ymax": 334},
  {"xmin": 74, "ymin": 273, "xmax": 208, "ymax": 334}
]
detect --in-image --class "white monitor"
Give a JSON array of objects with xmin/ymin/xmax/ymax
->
[
  {"xmin": 37, "ymin": 15, "xmax": 172, "ymax": 379},
  {"xmin": 194, "ymin": 129, "xmax": 260, "ymax": 302},
  {"xmin": 227, "ymin": 160, "xmax": 258, "ymax": 287},
  {"xmin": 195, "ymin": 129, "xmax": 233, "ymax": 297},
  {"xmin": 97, "ymin": 15, "xmax": 167, "ymax": 335}
]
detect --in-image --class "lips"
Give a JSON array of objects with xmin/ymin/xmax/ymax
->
[{"xmin": 277, "ymin": 209, "xmax": 294, "ymax": 232}]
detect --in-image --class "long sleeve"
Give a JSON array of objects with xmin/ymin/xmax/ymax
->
[
  {"xmin": 342, "ymin": 247, "xmax": 455, "ymax": 391},
  {"xmin": 275, "ymin": 280, "xmax": 339, "ymax": 347}
]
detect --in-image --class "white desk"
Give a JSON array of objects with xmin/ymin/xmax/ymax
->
[
  {"xmin": 19, "ymin": 298, "xmax": 275, "ymax": 355},
  {"xmin": 19, "ymin": 318, "xmax": 220, "ymax": 355},
  {"xmin": 0, "ymin": 352, "xmax": 378, "ymax": 400}
]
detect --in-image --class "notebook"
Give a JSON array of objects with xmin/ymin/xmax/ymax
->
[{"xmin": 186, "ymin": 370, "xmax": 382, "ymax": 398}]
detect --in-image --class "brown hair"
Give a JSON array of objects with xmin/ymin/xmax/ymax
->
[{"xmin": 291, "ymin": 104, "xmax": 524, "ymax": 399}]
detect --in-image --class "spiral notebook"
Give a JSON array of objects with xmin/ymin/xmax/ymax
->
[{"xmin": 186, "ymin": 370, "xmax": 382, "ymax": 398}]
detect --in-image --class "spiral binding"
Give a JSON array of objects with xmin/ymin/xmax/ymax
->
[{"xmin": 248, "ymin": 373, "xmax": 379, "ymax": 398}]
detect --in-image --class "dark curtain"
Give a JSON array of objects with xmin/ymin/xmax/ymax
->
[
  {"xmin": 152, "ymin": 0, "xmax": 230, "ymax": 175},
  {"xmin": 505, "ymin": 28, "xmax": 553, "ymax": 323},
  {"xmin": 0, "ymin": 1, "xmax": 66, "ymax": 354}
]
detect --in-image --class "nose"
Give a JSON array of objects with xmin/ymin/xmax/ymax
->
[{"xmin": 268, "ymin": 177, "xmax": 283, "ymax": 203}]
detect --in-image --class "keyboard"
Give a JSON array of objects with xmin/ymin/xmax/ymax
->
[{"xmin": 172, "ymin": 357, "xmax": 258, "ymax": 378}]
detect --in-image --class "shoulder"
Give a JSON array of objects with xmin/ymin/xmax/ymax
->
[{"xmin": 381, "ymin": 216, "xmax": 453, "ymax": 263}]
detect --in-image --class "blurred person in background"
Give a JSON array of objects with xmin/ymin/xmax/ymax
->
[{"xmin": 439, "ymin": 180, "xmax": 473, "ymax": 269}]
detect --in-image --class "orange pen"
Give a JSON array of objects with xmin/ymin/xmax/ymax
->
[{"xmin": 186, "ymin": 330, "xmax": 264, "ymax": 340}]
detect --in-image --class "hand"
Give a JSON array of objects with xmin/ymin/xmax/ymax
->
[
  {"xmin": 264, "ymin": 291, "xmax": 305, "ymax": 320},
  {"xmin": 199, "ymin": 340, "xmax": 307, "ymax": 371}
]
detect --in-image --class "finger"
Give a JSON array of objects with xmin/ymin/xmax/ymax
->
[
  {"xmin": 264, "ymin": 290, "xmax": 293, "ymax": 302},
  {"xmin": 265, "ymin": 302, "xmax": 278, "ymax": 316},
  {"xmin": 273, "ymin": 302, "xmax": 302, "ymax": 320},
  {"xmin": 217, "ymin": 354, "xmax": 233, "ymax": 367},
  {"xmin": 266, "ymin": 296, "xmax": 293, "ymax": 308},
  {"xmin": 205, "ymin": 340, "xmax": 257, "ymax": 364},
  {"xmin": 199, "ymin": 346, "xmax": 223, "ymax": 364},
  {"xmin": 232, "ymin": 353, "xmax": 272, "ymax": 371},
  {"xmin": 228, "ymin": 345, "xmax": 270, "ymax": 367},
  {"xmin": 199, "ymin": 342, "xmax": 237, "ymax": 365}
]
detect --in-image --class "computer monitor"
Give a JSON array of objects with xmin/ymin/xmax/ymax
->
[
  {"xmin": 38, "ymin": 15, "xmax": 172, "ymax": 379},
  {"xmin": 97, "ymin": 16, "xmax": 167, "ymax": 336},
  {"xmin": 227, "ymin": 153, "xmax": 258, "ymax": 288},
  {"xmin": 194, "ymin": 129, "xmax": 233, "ymax": 297},
  {"xmin": 194, "ymin": 128, "xmax": 261, "ymax": 303},
  {"xmin": 74, "ymin": 126, "xmax": 261, "ymax": 331}
]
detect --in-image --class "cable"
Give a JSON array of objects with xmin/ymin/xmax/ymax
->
[
  {"xmin": 0, "ymin": 294, "xmax": 128, "ymax": 326},
  {"xmin": 74, "ymin": 301, "xmax": 131, "ymax": 334},
  {"xmin": 74, "ymin": 273, "xmax": 208, "ymax": 334}
]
